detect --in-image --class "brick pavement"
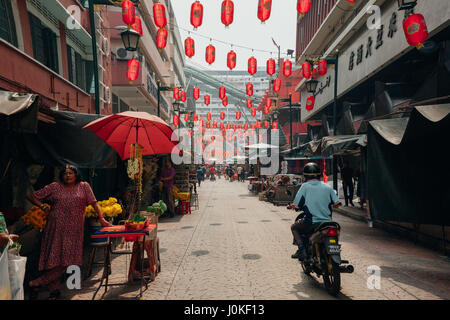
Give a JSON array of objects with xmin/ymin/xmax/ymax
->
[{"xmin": 61, "ymin": 178, "xmax": 450, "ymax": 300}]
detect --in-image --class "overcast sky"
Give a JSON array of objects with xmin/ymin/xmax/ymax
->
[{"xmin": 170, "ymin": 0, "xmax": 298, "ymax": 72}]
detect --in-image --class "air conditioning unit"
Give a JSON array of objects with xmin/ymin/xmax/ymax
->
[
  {"xmin": 115, "ymin": 47, "xmax": 134, "ymax": 60},
  {"xmin": 105, "ymin": 86, "xmax": 111, "ymax": 104},
  {"xmin": 103, "ymin": 37, "xmax": 110, "ymax": 57}
]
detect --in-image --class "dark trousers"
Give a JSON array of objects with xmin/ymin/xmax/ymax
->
[
  {"xmin": 343, "ymin": 180, "xmax": 354, "ymax": 205},
  {"xmin": 291, "ymin": 220, "xmax": 320, "ymax": 249}
]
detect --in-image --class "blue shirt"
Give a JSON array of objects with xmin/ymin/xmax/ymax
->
[{"xmin": 293, "ymin": 180, "xmax": 339, "ymax": 224}]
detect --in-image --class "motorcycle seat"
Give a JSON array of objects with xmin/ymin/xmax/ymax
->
[{"xmin": 313, "ymin": 221, "xmax": 340, "ymax": 233}]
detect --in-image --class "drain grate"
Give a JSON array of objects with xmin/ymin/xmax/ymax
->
[
  {"xmin": 242, "ymin": 254, "xmax": 261, "ymax": 260},
  {"xmin": 260, "ymin": 220, "xmax": 271, "ymax": 222},
  {"xmin": 158, "ymin": 229, "xmax": 166, "ymax": 232},
  {"xmin": 210, "ymin": 223, "xmax": 222, "ymax": 226},
  {"xmin": 236, "ymin": 221, "xmax": 248, "ymax": 224},
  {"xmin": 192, "ymin": 250, "xmax": 209, "ymax": 257},
  {"xmin": 181, "ymin": 226, "xmax": 194, "ymax": 229},
  {"xmin": 282, "ymin": 219, "xmax": 291, "ymax": 221},
  {"xmin": 160, "ymin": 248, "xmax": 168, "ymax": 253}
]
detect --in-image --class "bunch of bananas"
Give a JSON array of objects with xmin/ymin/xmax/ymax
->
[
  {"xmin": 22, "ymin": 204, "xmax": 50, "ymax": 230},
  {"xmin": 85, "ymin": 197, "xmax": 123, "ymax": 218}
]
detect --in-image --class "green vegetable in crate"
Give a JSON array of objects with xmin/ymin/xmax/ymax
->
[{"xmin": 146, "ymin": 200, "xmax": 167, "ymax": 217}]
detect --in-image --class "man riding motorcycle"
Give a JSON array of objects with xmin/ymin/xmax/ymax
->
[{"xmin": 288, "ymin": 162, "xmax": 341, "ymax": 261}]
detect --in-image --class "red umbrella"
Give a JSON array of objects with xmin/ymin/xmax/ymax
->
[{"xmin": 83, "ymin": 111, "xmax": 179, "ymax": 160}]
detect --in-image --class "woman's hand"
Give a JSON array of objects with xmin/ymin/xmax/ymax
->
[
  {"xmin": 99, "ymin": 217, "xmax": 112, "ymax": 227},
  {"xmin": 9, "ymin": 234, "xmax": 19, "ymax": 242}
]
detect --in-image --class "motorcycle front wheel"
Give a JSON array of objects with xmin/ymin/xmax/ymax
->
[{"xmin": 322, "ymin": 253, "xmax": 341, "ymax": 296}]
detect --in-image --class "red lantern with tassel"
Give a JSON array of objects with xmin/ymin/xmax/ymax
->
[
  {"xmin": 156, "ymin": 28, "xmax": 168, "ymax": 49},
  {"xmin": 272, "ymin": 122, "xmax": 278, "ymax": 130},
  {"xmin": 256, "ymin": 121, "xmax": 261, "ymax": 129},
  {"xmin": 226, "ymin": 123, "xmax": 231, "ymax": 130},
  {"xmin": 207, "ymin": 112, "xmax": 211, "ymax": 121},
  {"xmin": 306, "ymin": 96, "xmax": 315, "ymax": 111},
  {"xmin": 227, "ymin": 50, "xmax": 237, "ymax": 70},
  {"xmin": 266, "ymin": 98, "xmax": 271, "ymax": 109},
  {"xmin": 264, "ymin": 106, "xmax": 269, "ymax": 114},
  {"xmin": 222, "ymin": 96, "xmax": 228, "ymax": 107},
  {"xmin": 246, "ymin": 98, "xmax": 252, "ymax": 109},
  {"xmin": 153, "ymin": 3, "xmax": 167, "ymax": 29},
  {"xmin": 131, "ymin": 16, "xmax": 143, "ymax": 35},
  {"xmin": 204, "ymin": 95, "xmax": 210, "ymax": 106},
  {"xmin": 185, "ymin": 37, "xmax": 195, "ymax": 58},
  {"xmin": 221, "ymin": 0, "xmax": 234, "ymax": 27},
  {"xmin": 267, "ymin": 58, "xmax": 276, "ymax": 76},
  {"xmin": 193, "ymin": 87, "xmax": 200, "ymax": 100},
  {"xmin": 173, "ymin": 87, "xmax": 180, "ymax": 100},
  {"xmin": 302, "ymin": 62, "xmax": 311, "ymax": 79},
  {"xmin": 297, "ymin": 0, "xmax": 311, "ymax": 17},
  {"xmin": 122, "ymin": 0, "xmax": 136, "ymax": 26},
  {"xmin": 205, "ymin": 44, "xmax": 216, "ymax": 64},
  {"xmin": 248, "ymin": 57, "xmax": 257, "ymax": 75},
  {"xmin": 236, "ymin": 111, "xmax": 241, "ymax": 120},
  {"xmin": 273, "ymin": 78, "xmax": 281, "ymax": 92},
  {"xmin": 403, "ymin": 13, "xmax": 429, "ymax": 49},
  {"xmin": 180, "ymin": 91, "xmax": 187, "ymax": 102},
  {"xmin": 246, "ymin": 83, "xmax": 254, "ymax": 96},
  {"xmin": 126, "ymin": 58, "xmax": 140, "ymax": 84},
  {"xmin": 244, "ymin": 123, "xmax": 249, "ymax": 130},
  {"xmin": 190, "ymin": 1, "xmax": 203, "ymax": 30},
  {"xmin": 219, "ymin": 86, "xmax": 226, "ymax": 99},
  {"xmin": 257, "ymin": 0, "xmax": 272, "ymax": 23},
  {"xmin": 184, "ymin": 114, "xmax": 189, "ymax": 122},
  {"xmin": 220, "ymin": 112, "xmax": 225, "ymax": 120},
  {"xmin": 213, "ymin": 121, "xmax": 217, "ymax": 129},
  {"xmin": 283, "ymin": 60, "xmax": 292, "ymax": 77},
  {"xmin": 264, "ymin": 121, "xmax": 269, "ymax": 128},
  {"xmin": 173, "ymin": 114, "xmax": 179, "ymax": 127},
  {"xmin": 251, "ymin": 108, "xmax": 256, "ymax": 117},
  {"xmin": 318, "ymin": 60, "xmax": 327, "ymax": 76},
  {"xmin": 193, "ymin": 113, "xmax": 199, "ymax": 122}
]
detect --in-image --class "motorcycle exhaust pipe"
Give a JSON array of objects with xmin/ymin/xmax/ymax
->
[{"xmin": 339, "ymin": 265, "xmax": 354, "ymax": 273}]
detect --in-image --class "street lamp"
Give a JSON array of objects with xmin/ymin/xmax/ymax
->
[
  {"xmin": 305, "ymin": 78, "xmax": 319, "ymax": 94},
  {"xmin": 157, "ymin": 78, "xmax": 173, "ymax": 118},
  {"xmin": 397, "ymin": 0, "xmax": 417, "ymax": 10},
  {"xmin": 120, "ymin": 28, "xmax": 141, "ymax": 51}
]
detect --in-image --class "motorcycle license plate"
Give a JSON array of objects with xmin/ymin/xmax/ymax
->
[{"xmin": 327, "ymin": 243, "xmax": 341, "ymax": 254}]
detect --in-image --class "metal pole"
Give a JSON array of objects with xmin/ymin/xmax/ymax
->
[
  {"xmin": 333, "ymin": 54, "xmax": 339, "ymax": 192},
  {"xmin": 157, "ymin": 81, "xmax": 161, "ymax": 117},
  {"xmin": 289, "ymin": 95, "xmax": 293, "ymax": 150},
  {"xmin": 88, "ymin": 0, "xmax": 100, "ymax": 115}
]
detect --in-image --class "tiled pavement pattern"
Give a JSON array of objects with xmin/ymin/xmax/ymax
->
[{"xmin": 62, "ymin": 179, "xmax": 450, "ymax": 300}]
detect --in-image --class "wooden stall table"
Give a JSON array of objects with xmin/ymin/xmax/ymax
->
[{"xmin": 90, "ymin": 224, "xmax": 159, "ymax": 300}]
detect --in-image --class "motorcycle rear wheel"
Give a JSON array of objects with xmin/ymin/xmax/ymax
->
[
  {"xmin": 322, "ymin": 254, "xmax": 341, "ymax": 296},
  {"xmin": 301, "ymin": 262, "xmax": 311, "ymax": 276}
]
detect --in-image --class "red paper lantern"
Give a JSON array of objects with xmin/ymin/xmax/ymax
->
[
  {"xmin": 153, "ymin": 3, "xmax": 167, "ymax": 29},
  {"xmin": 227, "ymin": 50, "xmax": 237, "ymax": 70},
  {"xmin": 122, "ymin": 0, "xmax": 136, "ymax": 26},
  {"xmin": 184, "ymin": 114, "xmax": 189, "ymax": 122},
  {"xmin": 156, "ymin": 28, "xmax": 168, "ymax": 49},
  {"xmin": 318, "ymin": 60, "xmax": 327, "ymax": 76},
  {"xmin": 244, "ymin": 123, "xmax": 249, "ymax": 130},
  {"xmin": 264, "ymin": 106, "xmax": 269, "ymax": 114},
  {"xmin": 246, "ymin": 98, "xmax": 252, "ymax": 109},
  {"xmin": 267, "ymin": 58, "xmax": 276, "ymax": 76},
  {"xmin": 131, "ymin": 16, "xmax": 143, "ymax": 35},
  {"xmin": 233, "ymin": 124, "xmax": 237, "ymax": 131},
  {"xmin": 222, "ymin": 96, "xmax": 228, "ymax": 107},
  {"xmin": 206, "ymin": 121, "xmax": 211, "ymax": 128},
  {"xmin": 306, "ymin": 96, "xmax": 315, "ymax": 111},
  {"xmin": 213, "ymin": 121, "xmax": 217, "ymax": 129},
  {"xmin": 403, "ymin": 13, "xmax": 429, "ymax": 49},
  {"xmin": 180, "ymin": 91, "xmax": 187, "ymax": 102},
  {"xmin": 193, "ymin": 113, "xmax": 199, "ymax": 122},
  {"xmin": 251, "ymin": 123, "xmax": 256, "ymax": 130},
  {"xmin": 220, "ymin": 112, "xmax": 225, "ymax": 120},
  {"xmin": 185, "ymin": 37, "xmax": 195, "ymax": 58},
  {"xmin": 312, "ymin": 67, "xmax": 318, "ymax": 79},
  {"xmin": 251, "ymin": 108, "xmax": 256, "ymax": 117},
  {"xmin": 173, "ymin": 114, "xmax": 179, "ymax": 127},
  {"xmin": 205, "ymin": 44, "xmax": 216, "ymax": 64},
  {"xmin": 193, "ymin": 87, "xmax": 200, "ymax": 100},
  {"xmin": 256, "ymin": 121, "xmax": 261, "ymax": 129},
  {"xmin": 272, "ymin": 122, "xmax": 278, "ymax": 130},
  {"xmin": 236, "ymin": 111, "xmax": 241, "ymax": 120},
  {"xmin": 302, "ymin": 62, "xmax": 311, "ymax": 79},
  {"xmin": 297, "ymin": 0, "xmax": 311, "ymax": 17},
  {"xmin": 221, "ymin": 0, "xmax": 234, "ymax": 27},
  {"xmin": 226, "ymin": 123, "xmax": 231, "ymax": 130},
  {"xmin": 246, "ymin": 83, "xmax": 254, "ymax": 96},
  {"xmin": 264, "ymin": 121, "xmax": 269, "ymax": 128},
  {"xmin": 190, "ymin": 1, "xmax": 203, "ymax": 30},
  {"xmin": 238, "ymin": 124, "xmax": 242, "ymax": 130},
  {"xmin": 257, "ymin": 0, "xmax": 272, "ymax": 23},
  {"xmin": 266, "ymin": 98, "xmax": 271, "ymax": 109},
  {"xmin": 207, "ymin": 112, "xmax": 212, "ymax": 121},
  {"xmin": 248, "ymin": 57, "xmax": 257, "ymax": 75},
  {"xmin": 273, "ymin": 78, "xmax": 281, "ymax": 92},
  {"xmin": 283, "ymin": 60, "xmax": 292, "ymax": 77},
  {"xmin": 126, "ymin": 58, "xmax": 140, "ymax": 83},
  {"xmin": 173, "ymin": 87, "xmax": 180, "ymax": 100},
  {"xmin": 220, "ymin": 122, "xmax": 225, "ymax": 130},
  {"xmin": 204, "ymin": 95, "xmax": 210, "ymax": 106},
  {"xmin": 219, "ymin": 86, "xmax": 226, "ymax": 99}
]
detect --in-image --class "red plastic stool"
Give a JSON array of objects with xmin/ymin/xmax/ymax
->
[{"xmin": 179, "ymin": 200, "xmax": 191, "ymax": 215}]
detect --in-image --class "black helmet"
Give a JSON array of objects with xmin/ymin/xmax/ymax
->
[{"xmin": 303, "ymin": 162, "xmax": 321, "ymax": 179}]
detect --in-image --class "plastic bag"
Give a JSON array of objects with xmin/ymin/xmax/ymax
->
[
  {"xmin": 0, "ymin": 249, "xmax": 12, "ymax": 300},
  {"xmin": 8, "ymin": 249, "xmax": 27, "ymax": 300}
]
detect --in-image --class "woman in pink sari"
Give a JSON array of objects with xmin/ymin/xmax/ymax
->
[{"xmin": 26, "ymin": 164, "xmax": 111, "ymax": 299}]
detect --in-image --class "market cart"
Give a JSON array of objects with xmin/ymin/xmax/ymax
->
[{"xmin": 90, "ymin": 224, "xmax": 159, "ymax": 300}]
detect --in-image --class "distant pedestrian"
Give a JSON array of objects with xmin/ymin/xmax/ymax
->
[
  {"xmin": 341, "ymin": 161, "xmax": 355, "ymax": 207},
  {"xmin": 237, "ymin": 166, "xmax": 243, "ymax": 182},
  {"xmin": 196, "ymin": 165, "xmax": 203, "ymax": 187}
]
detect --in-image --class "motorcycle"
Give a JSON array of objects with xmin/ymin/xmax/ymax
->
[{"xmin": 291, "ymin": 208, "xmax": 354, "ymax": 296}]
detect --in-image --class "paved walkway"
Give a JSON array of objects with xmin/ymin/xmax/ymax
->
[{"xmin": 63, "ymin": 178, "xmax": 450, "ymax": 300}]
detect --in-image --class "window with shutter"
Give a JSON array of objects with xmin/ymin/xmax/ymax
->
[{"xmin": 0, "ymin": 0, "xmax": 18, "ymax": 47}]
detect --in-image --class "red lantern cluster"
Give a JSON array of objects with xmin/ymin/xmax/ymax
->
[
  {"xmin": 246, "ymin": 83, "xmax": 254, "ymax": 96},
  {"xmin": 283, "ymin": 60, "xmax": 292, "ymax": 77},
  {"xmin": 273, "ymin": 78, "xmax": 281, "ymax": 92},
  {"xmin": 190, "ymin": 1, "xmax": 203, "ymax": 30},
  {"xmin": 227, "ymin": 50, "xmax": 237, "ymax": 70},
  {"xmin": 193, "ymin": 87, "xmax": 200, "ymax": 100},
  {"xmin": 221, "ymin": 0, "xmax": 234, "ymax": 27},
  {"xmin": 257, "ymin": 0, "xmax": 272, "ymax": 23},
  {"xmin": 248, "ymin": 57, "xmax": 257, "ymax": 75},
  {"xmin": 267, "ymin": 58, "xmax": 276, "ymax": 76},
  {"xmin": 156, "ymin": 28, "xmax": 168, "ymax": 49},
  {"xmin": 126, "ymin": 58, "xmax": 140, "ymax": 83},
  {"xmin": 122, "ymin": 0, "xmax": 136, "ymax": 26},
  {"xmin": 185, "ymin": 37, "xmax": 195, "ymax": 58},
  {"xmin": 297, "ymin": 0, "xmax": 312, "ymax": 17},
  {"xmin": 206, "ymin": 45, "xmax": 216, "ymax": 64},
  {"xmin": 403, "ymin": 13, "xmax": 429, "ymax": 49}
]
